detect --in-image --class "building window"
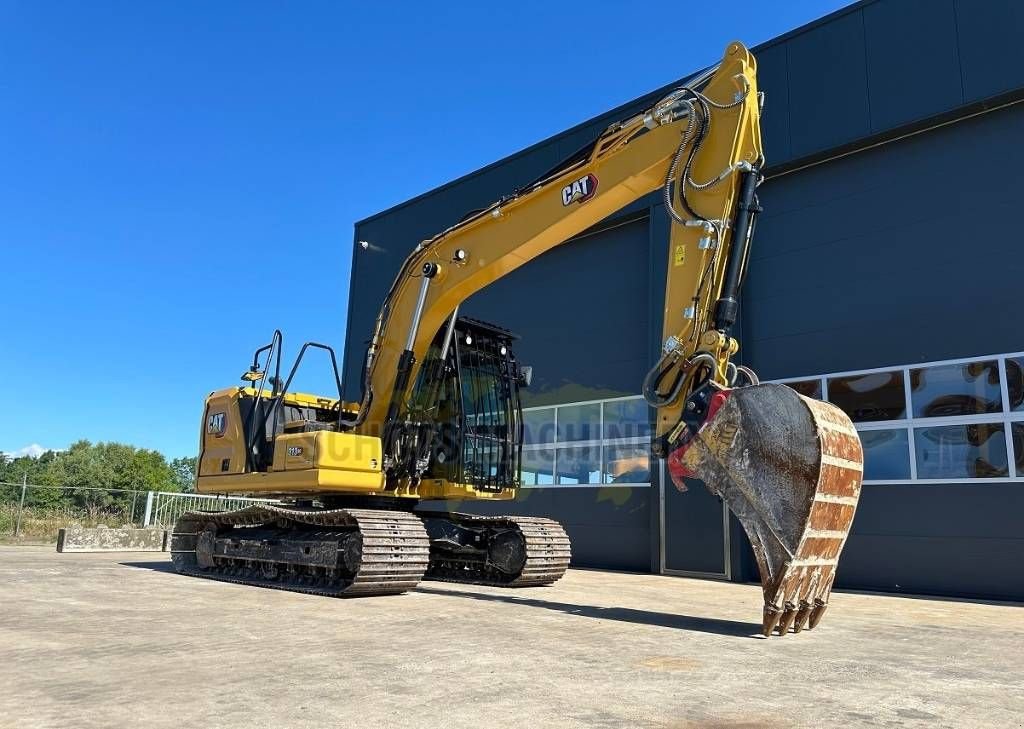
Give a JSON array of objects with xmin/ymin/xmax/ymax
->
[
  {"xmin": 783, "ymin": 379, "xmax": 822, "ymax": 400},
  {"xmin": 521, "ymin": 448, "xmax": 554, "ymax": 485},
  {"xmin": 1005, "ymin": 357, "xmax": 1023, "ymax": 412},
  {"xmin": 523, "ymin": 408, "xmax": 555, "ymax": 446},
  {"xmin": 827, "ymin": 371, "xmax": 906, "ymax": 422},
  {"xmin": 556, "ymin": 445, "xmax": 601, "ymax": 485},
  {"xmin": 909, "ymin": 360, "xmax": 1002, "ymax": 418},
  {"xmin": 603, "ymin": 398, "xmax": 652, "ymax": 440},
  {"xmin": 603, "ymin": 442, "xmax": 650, "ymax": 484},
  {"xmin": 521, "ymin": 396, "xmax": 651, "ymax": 487},
  {"xmin": 914, "ymin": 423, "xmax": 1009, "ymax": 479},
  {"xmin": 860, "ymin": 429, "xmax": 911, "ymax": 481},
  {"xmin": 774, "ymin": 351, "xmax": 1024, "ymax": 483},
  {"xmin": 555, "ymin": 403, "xmax": 601, "ymax": 442}
]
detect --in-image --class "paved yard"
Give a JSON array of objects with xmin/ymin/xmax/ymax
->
[{"xmin": 0, "ymin": 546, "xmax": 1021, "ymax": 728}]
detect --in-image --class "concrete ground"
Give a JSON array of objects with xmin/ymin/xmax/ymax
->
[{"xmin": 0, "ymin": 547, "xmax": 1021, "ymax": 729}]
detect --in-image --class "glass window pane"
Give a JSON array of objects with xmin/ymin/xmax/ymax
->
[
  {"xmin": 784, "ymin": 379, "xmax": 822, "ymax": 400},
  {"xmin": 603, "ymin": 443, "xmax": 650, "ymax": 484},
  {"xmin": 602, "ymin": 399, "xmax": 651, "ymax": 440},
  {"xmin": 555, "ymin": 445, "xmax": 601, "ymax": 485},
  {"xmin": 914, "ymin": 423, "xmax": 1008, "ymax": 479},
  {"xmin": 1013, "ymin": 423, "xmax": 1024, "ymax": 474},
  {"xmin": 828, "ymin": 371, "xmax": 906, "ymax": 422},
  {"xmin": 523, "ymin": 408, "xmax": 555, "ymax": 446},
  {"xmin": 860, "ymin": 429, "xmax": 910, "ymax": 481},
  {"xmin": 521, "ymin": 448, "xmax": 554, "ymax": 485},
  {"xmin": 909, "ymin": 360, "xmax": 1002, "ymax": 418},
  {"xmin": 556, "ymin": 403, "xmax": 601, "ymax": 443},
  {"xmin": 1007, "ymin": 357, "xmax": 1024, "ymax": 412}
]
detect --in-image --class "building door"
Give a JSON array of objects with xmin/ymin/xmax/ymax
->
[{"xmin": 660, "ymin": 460, "xmax": 730, "ymax": 577}]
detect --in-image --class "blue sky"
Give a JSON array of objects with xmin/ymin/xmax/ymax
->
[{"xmin": 0, "ymin": 0, "xmax": 850, "ymax": 458}]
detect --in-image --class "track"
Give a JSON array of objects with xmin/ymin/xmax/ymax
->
[
  {"xmin": 169, "ymin": 505, "xmax": 430, "ymax": 597},
  {"xmin": 423, "ymin": 513, "xmax": 571, "ymax": 587}
]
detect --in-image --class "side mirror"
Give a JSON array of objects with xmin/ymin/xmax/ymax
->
[{"xmin": 518, "ymin": 365, "xmax": 533, "ymax": 388}]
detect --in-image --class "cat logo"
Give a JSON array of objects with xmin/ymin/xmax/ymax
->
[
  {"xmin": 561, "ymin": 174, "xmax": 598, "ymax": 206},
  {"xmin": 206, "ymin": 412, "xmax": 226, "ymax": 437}
]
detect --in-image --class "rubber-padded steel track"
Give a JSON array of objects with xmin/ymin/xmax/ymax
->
[
  {"xmin": 170, "ymin": 504, "xmax": 429, "ymax": 597},
  {"xmin": 424, "ymin": 513, "xmax": 571, "ymax": 587}
]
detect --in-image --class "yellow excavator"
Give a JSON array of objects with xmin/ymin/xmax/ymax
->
[{"xmin": 172, "ymin": 42, "xmax": 864, "ymax": 637}]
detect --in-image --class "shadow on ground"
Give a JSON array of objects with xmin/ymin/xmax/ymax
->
[
  {"xmin": 115, "ymin": 561, "xmax": 759, "ymax": 637},
  {"xmin": 414, "ymin": 585, "xmax": 761, "ymax": 638},
  {"xmin": 121, "ymin": 560, "xmax": 176, "ymax": 574}
]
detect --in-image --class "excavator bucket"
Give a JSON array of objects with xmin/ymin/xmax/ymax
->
[{"xmin": 672, "ymin": 384, "xmax": 863, "ymax": 636}]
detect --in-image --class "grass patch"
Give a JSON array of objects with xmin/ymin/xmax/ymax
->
[{"xmin": 0, "ymin": 504, "xmax": 138, "ymax": 544}]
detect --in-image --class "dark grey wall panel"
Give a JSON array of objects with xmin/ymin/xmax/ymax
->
[
  {"xmin": 954, "ymin": 0, "xmax": 1024, "ymax": 102},
  {"xmin": 839, "ymin": 535, "xmax": 1023, "ymax": 601},
  {"xmin": 853, "ymin": 484, "xmax": 1024, "ymax": 540},
  {"xmin": 744, "ymin": 101, "xmax": 1024, "ymax": 379},
  {"xmin": 863, "ymin": 0, "xmax": 964, "ymax": 131},
  {"xmin": 754, "ymin": 0, "xmax": 1023, "ymax": 168},
  {"xmin": 785, "ymin": 9, "xmax": 871, "ymax": 159},
  {"xmin": 731, "ymin": 483, "xmax": 1024, "ymax": 601},
  {"xmin": 461, "ymin": 217, "xmax": 651, "ymax": 405},
  {"xmin": 732, "ymin": 102, "xmax": 1024, "ymax": 600},
  {"xmin": 755, "ymin": 43, "xmax": 791, "ymax": 165}
]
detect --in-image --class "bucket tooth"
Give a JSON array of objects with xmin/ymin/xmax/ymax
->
[
  {"xmin": 792, "ymin": 601, "xmax": 813, "ymax": 633},
  {"xmin": 761, "ymin": 605, "xmax": 783, "ymax": 637},
  {"xmin": 674, "ymin": 383, "xmax": 864, "ymax": 634},
  {"xmin": 776, "ymin": 603, "xmax": 798, "ymax": 635},
  {"xmin": 808, "ymin": 599, "xmax": 829, "ymax": 630}
]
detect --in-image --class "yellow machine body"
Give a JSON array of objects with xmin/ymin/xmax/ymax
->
[{"xmin": 196, "ymin": 387, "xmax": 515, "ymax": 500}]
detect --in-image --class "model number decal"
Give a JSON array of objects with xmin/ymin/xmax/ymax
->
[
  {"xmin": 561, "ymin": 174, "xmax": 598, "ymax": 206},
  {"xmin": 287, "ymin": 446, "xmax": 304, "ymax": 457}
]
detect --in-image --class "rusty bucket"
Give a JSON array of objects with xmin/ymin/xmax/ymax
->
[{"xmin": 674, "ymin": 383, "xmax": 864, "ymax": 636}]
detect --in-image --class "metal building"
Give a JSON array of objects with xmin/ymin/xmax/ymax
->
[{"xmin": 344, "ymin": 0, "xmax": 1024, "ymax": 601}]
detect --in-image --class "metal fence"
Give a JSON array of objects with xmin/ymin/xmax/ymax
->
[
  {"xmin": 145, "ymin": 491, "xmax": 276, "ymax": 529},
  {"xmin": 0, "ymin": 477, "xmax": 275, "ymax": 542}
]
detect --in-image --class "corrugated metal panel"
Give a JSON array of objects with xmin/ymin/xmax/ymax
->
[
  {"xmin": 743, "ymin": 101, "xmax": 1024, "ymax": 379},
  {"xmin": 863, "ymin": 0, "xmax": 964, "ymax": 131},
  {"xmin": 755, "ymin": 43, "xmax": 792, "ymax": 164},
  {"xmin": 461, "ymin": 217, "xmax": 651, "ymax": 404},
  {"xmin": 786, "ymin": 9, "xmax": 872, "ymax": 159},
  {"xmin": 955, "ymin": 0, "xmax": 1024, "ymax": 102}
]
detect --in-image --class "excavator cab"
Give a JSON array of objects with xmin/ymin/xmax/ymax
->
[{"xmin": 397, "ymin": 317, "xmax": 528, "ymax": 492}]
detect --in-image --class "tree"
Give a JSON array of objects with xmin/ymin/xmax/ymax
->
[
  {"xmin": 2, "ymin": 441, "xmax": 187, "ymax": 513},
  {"xmin": 170, "ymin": 456, "xmax": 198, "ymax": 493}
]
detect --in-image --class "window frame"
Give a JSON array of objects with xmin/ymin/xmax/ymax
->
[
  {"xmin": 773, "ymin": 351, "xmax": 1024, "ymax": 484},
  {"xmin": 521, "ymin": 394, "xmax": 651, "ymax": 488}
]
